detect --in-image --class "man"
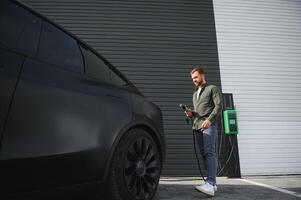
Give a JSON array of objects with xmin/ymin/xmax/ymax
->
[{"xmin": 185, "ymin": 67, "xmax": 222, "ymax": 196}]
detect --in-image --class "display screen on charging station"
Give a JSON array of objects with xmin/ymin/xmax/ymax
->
[{"xmin": 223, "ymin": 110, "xmax": 239, "ymax": 134}]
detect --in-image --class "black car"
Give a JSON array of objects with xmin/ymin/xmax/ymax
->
[{"xmin": 0, "ymin": 0, "xmax": 165, "ymax": 199}]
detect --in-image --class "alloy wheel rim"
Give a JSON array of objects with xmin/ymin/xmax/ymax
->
[{"xmin": 124, "ymin": 137, "xmax": 160, "ymax": 200}]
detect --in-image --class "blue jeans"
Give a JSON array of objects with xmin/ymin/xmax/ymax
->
[{"xmin": 195, "ymin": 124, "xmax": 217, "ymax": 185}]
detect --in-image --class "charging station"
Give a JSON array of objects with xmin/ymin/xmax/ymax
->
[
  {"xmin": 220, "ymin": 93, "xmax": 241, "ymax": 178},
  {"xmin": 222, "ymin": 93, "xmax": 239, "ymax": 135},
  {"xmin": 223, "ymin": 110, "xmax": 238, "ymax": 134}
]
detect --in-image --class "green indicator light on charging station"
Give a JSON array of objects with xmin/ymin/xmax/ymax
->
[{"xmin": 223, "ymin": 110, "xmax": 239, "ymax": 134}]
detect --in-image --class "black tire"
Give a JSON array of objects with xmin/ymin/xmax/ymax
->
[{"xmin": 107, "ymin": 129, "xmax": 161, "ymax": 200}]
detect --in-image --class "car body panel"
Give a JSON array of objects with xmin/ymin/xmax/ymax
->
[
  {"xmin": 0, "ymin": 49, "xmax": 24, "ymax": 145},
  {"xmin": 1, "ymin": 57, "xmax": 133, "ymax": 192}
]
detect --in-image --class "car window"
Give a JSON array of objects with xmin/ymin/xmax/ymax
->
[
  {"xmin": 80, "ymin": 45, "xmax": 128, "ymax": 86},
  {"xmin": 38, "ymin": 21, "xmax": 83, "ymax": 73},
  {"xmin": 0, "ymin": 1, "xmax": 41, "ymax": 56},
  {"xmin": 80, "ymin": 46, "xmax": 110, "ymax": 82}
]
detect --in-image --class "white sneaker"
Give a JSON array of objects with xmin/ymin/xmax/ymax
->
[
  {"xmin": 214, "ymin": 184, "xmax": 218, "ymax": 192},
  {"xmin": 195, "ymin": 182, "xmax": 215, "ymax": 196},
  {"xmin": 196, "ymin": 182, "xmax": 217, "ymax": 191}
]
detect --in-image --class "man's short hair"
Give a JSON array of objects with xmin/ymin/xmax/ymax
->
[{"xmin": 191, "ymin": 67, "xmax": 205, "ymax": 75}]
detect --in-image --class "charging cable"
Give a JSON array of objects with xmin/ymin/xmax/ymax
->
[
  {"xmin": 179, "ymin": 104, "xmax": 237, "ymax": 178},
  {"xmin": 192, "ymin": 129, "xmax": 206, "ymax": 181}
]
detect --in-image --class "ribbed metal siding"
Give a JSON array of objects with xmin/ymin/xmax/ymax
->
[
  {"xmin": 21, "ymin": 0, "xmax": 222, "ymax": 175},
  {"xmin": 213, "ymin": 0, "xmax": 301, "ymax": 175}
]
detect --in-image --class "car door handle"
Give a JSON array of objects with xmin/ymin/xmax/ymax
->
[{"xmin": 106, "ymin": 94, "xmax": 122, "ymax": 99}]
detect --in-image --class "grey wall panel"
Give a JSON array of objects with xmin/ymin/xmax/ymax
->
[
  {"xmin": 22, "ymin": 0, "xmax": 222, "ymax": 175},
  {"xmin": 213, "ymin": 0, "xmax": 301, "ymax": 175}
]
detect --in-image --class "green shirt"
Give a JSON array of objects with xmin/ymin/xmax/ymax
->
[{"xmin": 192, "ymin": 83, "xmax": 222, "ymax": 130}]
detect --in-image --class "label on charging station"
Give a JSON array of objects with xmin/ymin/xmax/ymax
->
[{"xmin": 223, "ymin": 110, "xmax": 239, "ymax": 134}]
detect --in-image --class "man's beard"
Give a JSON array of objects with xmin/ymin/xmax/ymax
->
[{"xmin": 194, "ymin": 81, "xmax": 202, "ymax": 87}]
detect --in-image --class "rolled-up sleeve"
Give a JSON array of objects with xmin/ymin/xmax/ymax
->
[{"xmin": 207, "ymin": 86, "xmax": 222, "ymax": 123}]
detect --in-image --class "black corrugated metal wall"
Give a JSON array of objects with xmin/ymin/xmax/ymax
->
[{"xmin": 22, "ymin": 0, "xmax": 224, "ymax": 175}]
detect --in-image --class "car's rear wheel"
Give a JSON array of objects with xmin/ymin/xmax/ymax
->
[{"xmin": 107, "ymin": 128, "xmax": 161, "ymax": 200}]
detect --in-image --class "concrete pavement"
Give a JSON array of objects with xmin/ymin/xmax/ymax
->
[{"xmin": 154, "ymin": 175, "xmax": 301, "ymax": 200}]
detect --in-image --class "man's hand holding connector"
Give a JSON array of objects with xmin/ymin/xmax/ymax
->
[{"xmin": 184, "ymin": 111, "xmax": 194, "ymax": 118}]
